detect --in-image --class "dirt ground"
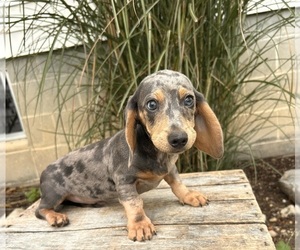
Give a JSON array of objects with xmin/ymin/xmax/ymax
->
[
  {"xmin": 5, "ymin": 155, "xmax": 295, "ymax": 248},
  {"xmin": 244, "ymin": 155, "xmax": 295, "ymax": 249}
]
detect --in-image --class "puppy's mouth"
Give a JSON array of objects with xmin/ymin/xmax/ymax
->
[
  {"xmin": 153, "ymin": 140, "xmax": 193, "ymax": 154},
  {"xmin": 168, "ymin": 147, "xmax": 189, "ymax": 154},
  {"xmin": 154, "ymin": 144, "xmax": 192, "ymax": 154}
]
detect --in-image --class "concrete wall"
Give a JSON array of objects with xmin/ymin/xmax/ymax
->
[
  {"xmin": 4, "ymin": 10, "xmax": 297, "ymax": 186},
  {"xmin": 237, "ymin": 10, "xmax": 296, "ymax": 158},
  {"xmin": 5, "ymin": 51, "xmax": 87, "ymax": 186}
]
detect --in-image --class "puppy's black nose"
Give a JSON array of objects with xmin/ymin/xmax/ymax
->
[{"xmin": 168, "ymin": 132, "xmax": 188, "ymax": 149}]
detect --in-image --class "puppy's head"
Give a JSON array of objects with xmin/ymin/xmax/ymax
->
[{"xmin": 125, "ymin": 70, "xmax": 223, "ymax": 158}]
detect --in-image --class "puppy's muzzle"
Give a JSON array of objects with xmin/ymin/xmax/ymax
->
[{"xmin": 168, "ymin": 131, "xmax": 188, "ymax": 150}]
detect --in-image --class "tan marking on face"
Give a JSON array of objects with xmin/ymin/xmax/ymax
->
[
  {"xmin": 148, "ymin": 114, "xmax": 172, "ymax": 152},
  {"xmin": 179, "ymin": 115, "xmax": 197, "ymax": 150},
  {"xmin": 153, "ymin": 89, "xmax": 165, "ymax": 103},
  {"xmin": 138, "ymin": 110, "xmax": 147, "ymax": 126},
  {"xmin": 142, "ymin": 108, "xmax": 168, "ymax": 134},
  {"xmin": 178, "ymin": 86, "xmax": 189, "ymax": 99},
  {"xmin": 151, "ymin": 114, "xmax": 197, "ymax": 153}
]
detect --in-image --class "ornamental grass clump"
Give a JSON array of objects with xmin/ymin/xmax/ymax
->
[{"xmin": 6, "ymin": 0, "xmax": 295, "ymax": 171}]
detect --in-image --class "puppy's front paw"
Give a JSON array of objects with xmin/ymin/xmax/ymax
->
[
  {"xmin": 127, "ymin": 216, "xmax": 156, "ymax": 242},
  {"xmin": 181, "ymin": 190, "xmax": 209, "ymax": 207},
  {"xmin": 45, "ymin": 211, "xmax": 69, "ymax": 227}
]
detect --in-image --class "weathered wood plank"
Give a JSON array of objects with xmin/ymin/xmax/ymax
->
[
  {"xmin": 3, "ymin": 183, "xmax": 262, "ymax": 232},
  {"xmin": 152, "ymin": 182, "xmax": 256, "ymax": 200},
  {"xmin": 1, "ymin": 170, "xmax": 275, "ymax": 249},
  {"xmin": 2, "ymin": 224, "xmax": 274, "ymax": 250},
  {"xmin": 3, "ymin": 198, "xmax": 264, "ymax": 232},
  {"xmin": 157, "ymin": 170, "xmax": 248, "ymax": 188}
]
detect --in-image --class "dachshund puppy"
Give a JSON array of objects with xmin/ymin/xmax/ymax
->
[{"xmin": 35, "ymin": 69, "xmax": 223, "ymax": 241}]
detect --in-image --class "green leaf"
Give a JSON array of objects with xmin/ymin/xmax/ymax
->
[
  {"xmin": 276, "ymin": 240, "xmax": 291, "ymax": 250},
  {"xmin": 25, "ymin": 188, "xmax": 41, "ymax": 203}
]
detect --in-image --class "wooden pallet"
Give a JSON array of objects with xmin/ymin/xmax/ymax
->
[{"xmin": 1, "ymin": 170, "xmax": 275, "ymax": 249}]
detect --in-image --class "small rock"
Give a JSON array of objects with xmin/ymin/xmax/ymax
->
[
  {"xmin": 280, "ymin": 204, "xmax": 295, "ymax": 218},
  {"xmin": 269, "ymin": 217, "xmax": 277, "ymax": 222},
  {"xmin": 269, "ymin": 230, "xmax": 278, "ymax": 237},
  {"xmin": 279, "ymin": 169, "xmax": 300, "ymax": 204},
  {"xmin": 274, "ymin": 226, "xmax": 280, "ymax": 232},
  {"xmin": 280, "ymin": 229, "xmax": 287, "ymax": 236}
]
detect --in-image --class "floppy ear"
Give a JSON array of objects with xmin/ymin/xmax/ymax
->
[
  {"xmin": 193, "ymin": 90, "xmax": 224, "ymax": 159},
  {"xmin": 125, "ymin": 95, "xmax": 138, "ymax": 157}
]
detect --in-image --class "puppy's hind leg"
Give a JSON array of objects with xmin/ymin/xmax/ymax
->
[{"xmin": 35, "ymin": 183, "xmax": 69, "ymax": 227}]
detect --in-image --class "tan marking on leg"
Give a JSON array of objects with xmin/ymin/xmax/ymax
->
[
  {"xmin": 39, "ymin": 209, "xmax": 69, "ymax": 227},
  {"xmin": 121, "ymin": 198, "xmax": 156, "ymax": 241},
  {"xmin": 165, "ymin": 175, "xmax": 208, "ymax": 207}
]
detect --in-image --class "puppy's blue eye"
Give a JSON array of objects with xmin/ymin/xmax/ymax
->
[
  {"xmin": 146, "ymin": 100, "xmax": 158, "ymax": 111},
  {"xmin": 184, "ymin": 95, "xmax": 194, "ymax": 107}
]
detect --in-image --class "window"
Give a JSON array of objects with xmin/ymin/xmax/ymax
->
[{"xmin": 0, "ymin": 72, "xmax": 26, "ymax": 141}]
